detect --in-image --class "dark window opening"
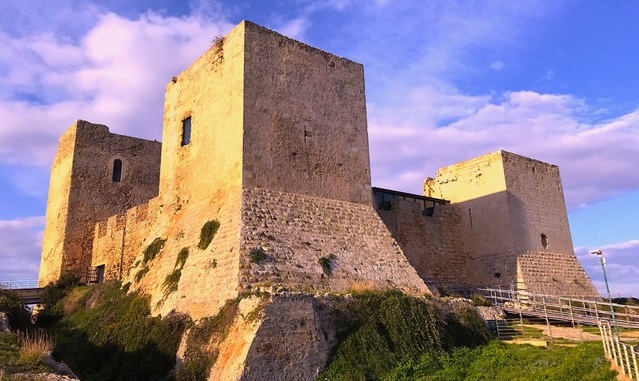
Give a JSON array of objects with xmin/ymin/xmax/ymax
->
[
  {"xmin": 494, "ymin": 272, "xmax": 501, "ymax": 279},
  {"xmin": 181, "ymin": 116, "xmax": 192, "ymax": 146},
  {"xmin": 112, "ymin": 159, "xmax": 122, "ymax": 182},
  {"xmin": 541, "ymin": 233, "xmax": 549, "ymax": 249}
]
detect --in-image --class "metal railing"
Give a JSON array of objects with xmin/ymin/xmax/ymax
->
[
  {"xmin": 599, "ymin": 320, "xmax": 639, "ymax": 381},
  {"xmin": 0, "ymin": 279, "xmax": 39, "ymax": 289},
  {"xmin": 479, "ymin": 287, "xmax": 639, "ymax": 329}
]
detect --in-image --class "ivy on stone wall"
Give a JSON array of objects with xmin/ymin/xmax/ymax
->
[{"xmin": 198, "ymin": 220, "xmax": 220, "ymax": 250}]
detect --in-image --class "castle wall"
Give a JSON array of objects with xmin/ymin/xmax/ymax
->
[
  {"xmin": 158, "ymin": 24, "xmax": 245, "ymax": 208},
  {"xmin": 39, "ymin": 127, "xmax": 77, "ymax": 286},
  {"xmin": 425, "ymin": 150, "xmax": 598, "ymax": 296},
  {"xmin": 502, "ymin": 152, "xmax": 574, "ymax": 254},
  {"xmin": 39, "ymin": 120, "xmax": 161, "ymax": 286},
  {"xmin": 242, "ymin": 22, "xmax": 372, "ymax": 205},
  {"xmin": 239, "ymin": 188, "xmax": 429, "ymax": 294},
  {"xmin": 375, "ymin": 200, "xmax": 468, "ymax": 292}
]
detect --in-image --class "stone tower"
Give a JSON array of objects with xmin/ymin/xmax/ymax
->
[
  {"xmin": 37, "ymin": 21, "xmax": 429, "ymax": 319},
  {"xmin": 38, "ymin": 121, "xmax": 161, "ymax": 286},
  {"xmin": 425, "ymin": 150, "xmax": 598, "ymax": 297}
]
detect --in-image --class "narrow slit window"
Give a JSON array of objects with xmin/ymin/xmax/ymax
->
[
  {"xmin": 112, "ymin": 159, "xmax": 122, "ymax": 182},
  {"xmin": 181, "ymin": 116, "xmax": 192, "ymax": 146}
]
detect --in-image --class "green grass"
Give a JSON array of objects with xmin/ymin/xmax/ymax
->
[
  {"xmin": 383, "ymin": 341, "xmax": 616, "ymax": 381},
  {"xmin": 0, "ymin": 332, "xmax": 50, "ymax": 377},
  {"xmin": 319, "ymin": 290, "xmax": 492, "ymax": 380},
  {"xmin": 53, "ymin": 281, "xmax": 188, "ymax": 381}
]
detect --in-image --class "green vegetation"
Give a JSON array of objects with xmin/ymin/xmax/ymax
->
[
  {"xmin": 318, "ymin": 254, "xmax": 337, "ymax": 276},
  {"xmin": 174, "ymin": 299, "xmax": 239, "ymax": 381},
  {"xmin": 319, "ymin": 290, "xmax": 491, "ymax": 380},
  {"xmin": 0, "ymin": 332, "xmax": 50, "ymax": 377},
  {"xmin": 143, "ymin": 237, "xmax": 167, "ymax": 264},
  {"xmin": 161, "ymin": 248, "xmax": 190, "ymax": 300},
  {"xmin": 0, "ymin": 289, "xmax": 31, "ymax": 332},
  {"xmin": 36, "ymin": 273, "xmax": 82, "ymax": 326},
  {"xmin": 197, "ymin": 220, "xmax": 220, "ymax": 250},
  {"xmin": 53, "ymin": 281, "xmax": 188, "ymax": 381},
  {"xmin": 249, "ymin": 247, "xmax": 267, "ymax": 264},
  {"xmin": 134, "ymin": 266, "xmax": 149, "ymax": 283},
  {"xmin": 175, "ymin": 247, "xmax": 189, "ymax": 269},
  {"xmin": 17, "ymin": 330, "xmax": 54, "ymax": 366},
  {"xmin": 383, "ymin": 341, "xmax": 615, "ymax": 381}
]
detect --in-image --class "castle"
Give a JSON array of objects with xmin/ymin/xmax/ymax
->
[{"xmin": 38, "ymin": 21, "xmax": 599, "ymax": 321}]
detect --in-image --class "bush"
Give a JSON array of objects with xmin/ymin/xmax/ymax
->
[
  {"xmin": 0, "ymin": 288, "xmax": 31, "ymax": 331},
  {"xmin": 36, "ymin": 273, "xmax": 81, "ymax": 327},
  {"xmin": 53, "ymin": 281, "xmax": 188, "ymax": 381},
  {"xmin": 318, "ymin": 254, "xmax": 337, "ymax": 276},
  {"xmin": 142, "ymin": 237, "xmax": 167, "ymax": 264},
  {"xmin": 249, "ymin": 248, "xmax": 267, "ymax": 264},
  {"xmin": 197, "ymin": 220, "xmax": 220, "ymax": 250}
]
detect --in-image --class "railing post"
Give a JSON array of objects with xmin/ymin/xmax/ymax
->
[
  {"xmin": 632, "ymin": 346, "xmax": 638, "ymax": 381},
  {"xmin": 621, "ymin": 343, "xmax": 632, "ymax": 376},
  {"xmin": 598, "ymin": 321, "xmax": 609, "ymax": 358}
]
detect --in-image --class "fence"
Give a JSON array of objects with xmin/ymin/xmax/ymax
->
[
  {"xmin": 0, "ymin": 279, "xmax": 39, "ymax": 289},
  {"xmin": 599, "ymin": 320, "xmax": 639, "ymax": 381},
  {"xmin": 479, "ymin": 287, "xmax": 639, "ymax": 329}
]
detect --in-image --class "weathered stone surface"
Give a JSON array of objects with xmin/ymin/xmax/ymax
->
[
  {"xmin": 0, "ymin": 312, "xmax": 9, "ymax": 332},
  {"xmin": 425, "ymin": 150, "xmax": 598, "ymax": 297}
]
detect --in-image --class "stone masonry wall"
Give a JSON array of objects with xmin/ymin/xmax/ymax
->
[
  {"xmin": 39, "ymin": 120, "xmax": 161, "ymax": 286},
  {"xmin": 39, "ymin": 125, "xmax": 77, "ymax": 286},
  {"xmin": 375, "ymin": 199, "xmax": 468, "ymax": 292},
  {"xmin": 517, "ymin": 251, "xmax": 599, "ymax": 297},
  {"xmin": 239, "ymin": 187, "xmax": 430, "ymax": 294},
  {"xmin": 242, "ymin": 22, "xmax": 372, "ymax": 205}
]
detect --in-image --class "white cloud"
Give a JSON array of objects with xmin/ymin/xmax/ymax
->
[
  {"xmin": 0, "ymin": 11, "xmax": 233, "ymax": 169},
  {"xmin": 369, "ymin": 88, "xmax": 639, "ymax": 210},
  {"xmin": 490, "ymin": 60, "xmax": 505, "ymax": 71},
  {"xmin": 0, "ymin": 217, "xmax": 44, "ymax": 280}
]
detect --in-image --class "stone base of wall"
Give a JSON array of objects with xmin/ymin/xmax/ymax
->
[
  {"xmin": 239, "ymin": 188, "xmax": 430, "ymax": 295},
  {"xmin": 517, "ymin": 251, "xmax": 599, "ymax": 298}
]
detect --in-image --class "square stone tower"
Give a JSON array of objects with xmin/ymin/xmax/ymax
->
[{"xmin": 425, "ymin": 150, "xmax": 598, "ymax": 297}]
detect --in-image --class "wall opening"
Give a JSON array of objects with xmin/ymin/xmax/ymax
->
[
  {"xmin": 541, "ymin": 233, "xmax": 549, "ymax": 249},
  {"xmin": 112, "ymin": 159, "xmax": 122, "ymax": 182},
  {"xmin": 493, "ymin": 272, "xmax": 501, "ymax": 279},
  {"xmin": 181, "ymin": 116, "xmax": 192, "ymax": 146}
]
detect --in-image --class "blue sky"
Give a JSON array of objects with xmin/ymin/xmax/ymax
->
[{"xmin": 0, "ymin": 0, "xmax": 637, "ymax": 296}]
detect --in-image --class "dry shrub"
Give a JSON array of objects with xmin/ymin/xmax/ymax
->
[{"xmin": 18, "ymin": 330, "xmax": 54, "ymax": 365}]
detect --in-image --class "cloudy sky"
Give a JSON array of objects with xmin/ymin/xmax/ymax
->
[{"xmin": 0, "ymin": 0, "xmax": 637, "ymax": 296}]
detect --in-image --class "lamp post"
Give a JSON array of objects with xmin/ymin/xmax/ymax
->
[{"xmin": 590, "ymin": 249, "xmax": 617, "ymax": 329}]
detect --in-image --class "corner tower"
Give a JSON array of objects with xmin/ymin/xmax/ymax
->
[
  {"xmin": 38, "ymin": 121, "xmax": 161, "ymax": 286},
  {"xmin": 425, "ymin": 150, "xmax": 598, "ymax": 297}
]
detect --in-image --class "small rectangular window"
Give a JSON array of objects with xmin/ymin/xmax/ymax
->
[{"xmin": 181, "ymin": 116, "xmax": 192, "ymax": 146}]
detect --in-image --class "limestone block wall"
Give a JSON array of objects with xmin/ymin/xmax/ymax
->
[
  {"xmin": 122, "ymin": 191, "xmax": 244, "ymax": 320},
  {"xmin": 517, "ymin": 251, "xmax": 599, "ymax": 297},
  {"xmin": 425, "ymin": 151, "xmax": 514, "ymax": 258},
  {"xmin": 502, "ymin": 152, "xmax": 574, "ymax": 254},
  {"xmin": 375, "ymin": 199, "xmax": 468, "ymax": 292},
  {"xmin": 242, "ymin": 22, "xmax": 372, "ymax": 205},
  {"xmin": 39, "ymin": 126, "xmax": 77, "ymax": 285},
  {"xmin": 239, "ymin": 187, "xmax": 430, "ymax": 294},
  {"xmin": 425, "ymin": 150, "xmax": 598, "ymax": 297},
  {"xmin": 158, "ymin": 23, "xmax": 244, "ymax": 208},
  {"xmin": 39, "ymin": 120, "xmax": 161, "ymax": 286}
]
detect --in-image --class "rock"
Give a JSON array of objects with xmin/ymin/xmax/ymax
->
[{"xmin": 0, "ymin": 312, "xmax": 10, "ymax": 332}]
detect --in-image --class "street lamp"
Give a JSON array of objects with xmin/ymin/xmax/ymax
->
[{"xmin": 590, "ymin": 249, "xmax": 617, "ymax": 329}]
